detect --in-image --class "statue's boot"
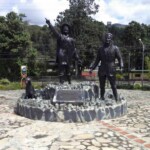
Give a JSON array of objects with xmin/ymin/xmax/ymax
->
[
  {"xmin": 100, "ymin": 88, "xmax": 105, "ymax": 100},
  {"xmin": 100, "ymin": 96, "xmax": 105, "ymax": 100},
  {"xmin": 112, "ymin": 88, "xmax": 118, "ymax": 101}
]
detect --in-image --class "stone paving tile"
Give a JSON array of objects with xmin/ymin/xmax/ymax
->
[{"xmin": 0, "ymin": 89, "xmax": 150, "ymax": 150}]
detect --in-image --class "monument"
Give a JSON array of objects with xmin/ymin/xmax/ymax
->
[
  {"xmin": 14, "ymin": 22, "xmax": 127, "ymax": 122},
  {"xmin": 15, "ymin": 82, "xmax": 127, "ymax": 122}
]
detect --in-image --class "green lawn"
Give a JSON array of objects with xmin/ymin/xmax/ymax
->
[{"xmin": 0, "ymin": 81, "xmax": 42, "ymax": 90}]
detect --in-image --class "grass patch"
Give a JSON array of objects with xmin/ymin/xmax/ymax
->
[
  {"xmin": 32, "ymin": 82, "xmax": 42, "ymax": 89},
  {"xmin": 0, "ymin": 82, "xmax": 21, "ymax": 90},
  {"xmin": 0, "ymin": 82, "xmax": 42, "ymax": 90}
]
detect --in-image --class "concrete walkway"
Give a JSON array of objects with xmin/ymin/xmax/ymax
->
[{"xmin": 0, "ymin": 89, "xmax": 150, "ymax": 150}]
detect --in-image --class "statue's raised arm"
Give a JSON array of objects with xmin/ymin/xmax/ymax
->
[{"xmin": 45, "ymin": 18, "xmax": 59, "ymax": 38}]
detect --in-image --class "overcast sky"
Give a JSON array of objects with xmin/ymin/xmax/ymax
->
[{"xmin": 0, "ymin": 0, "xmax": 150, "ymax": 26}]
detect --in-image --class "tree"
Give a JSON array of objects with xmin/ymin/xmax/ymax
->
[
  {"xmin": 123, "ymin": 21, "xmax": 145, "ymax": 46},
  {"xmin": 55, "ymin": 0, "xmax": 106, "ymax": 68},
  {"xmin": 0, "ymin": 12, "xmax": 35, "ymax": 80},
  {"xmin": 27, "ymin": 25, "xmax": 56, "ymax": 58},
  {"xmin": 122, "ymin": 21, "xmax": 146, "ymax": 70},
  {"xmin": 109, "ymin": 25, "xmax": 125, "ymax": 45}
]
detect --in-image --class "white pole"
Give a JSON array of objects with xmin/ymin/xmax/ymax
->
[{"xmin": 139, "ymin": 39, "xmax": 145, "ymax": 89}]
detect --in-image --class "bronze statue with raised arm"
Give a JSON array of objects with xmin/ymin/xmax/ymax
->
[
  {"xmin": 90, "ymin": 33, "xmax": 123, "ymax": 101},
  {"xmin": 45, "ymin": 18, "xmax": 79, "ymax": 84}
]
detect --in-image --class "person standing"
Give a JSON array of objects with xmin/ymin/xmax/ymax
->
[{"xmin": 90, "ymin": 33, "xmax": 123, "ymax": 101}]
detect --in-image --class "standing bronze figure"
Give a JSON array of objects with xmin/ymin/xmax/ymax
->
[
  {"xmin": 45, "ymin": 18, "xmax": 79, "ymax": 84},
  {"xmin": 90, "ymin": 33, "xmax": 123, "ymax": 101}
]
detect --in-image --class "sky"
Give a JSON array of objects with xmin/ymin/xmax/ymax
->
[{"xmin": 0, "ymin": 0, "xmax": 150, "ymax": 26}]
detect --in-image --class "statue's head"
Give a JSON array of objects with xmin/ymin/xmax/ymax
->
[
  {"xmin": 105, "ymin": 33, "xmax": 113, "ymax": 44},
  {"xmin": 61, "ymin": 23, "xmax": 70, "ymax": 35}
]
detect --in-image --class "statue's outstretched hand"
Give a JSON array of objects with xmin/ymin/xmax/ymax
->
[{"xmin": 45, "ymin": 18, "xmax": 50, "ymax": 25}]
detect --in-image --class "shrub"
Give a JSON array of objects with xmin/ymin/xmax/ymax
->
[
  {"xmin": 146, "ymin": 72, "xmax": 150, "ymax": 80},
  {"xmin": 0, "ymin": 85, "xmax": 5, "ymax": 90},
  {"xmin": 142, "ymin": 85, "xmax": 150, "ymax": 91},
  {"xmin": 117, "ymin": 84, "xmax": 133, "ymax": 89},
  {"xmin": 116, "ymin": 74, "xmax": 124, "ymax": 80},
  {"xmin": 0, "ymin": 78, "xmax": 10, "ymax": 85},
  {"xmin": 133, "ymin": 83, "xmax": 141, "ymax": 90}
]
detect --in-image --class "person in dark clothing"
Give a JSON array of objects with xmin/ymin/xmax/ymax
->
[
  {"xmin": 90, "ymin": 33, "xmax": 123, "ymax": 101},
  {"xmin": 25, "ymin": 77, "xmax": 35, "ymax": 99},
  {"xmin": 45, "ymin": 18, "xmax": 79, "ymax": 84}
]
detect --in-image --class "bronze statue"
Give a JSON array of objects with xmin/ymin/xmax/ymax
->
[
  {"xmin": 25, "ymin": 77, "xmax": 35, "ymax": 99},
  {"xmin": 45, "ymin": 18, "xmax": 79, "ymax": 84},
  {"xmin": 90, "ymin": 33, "xmax": 123, "ymax": 101}
]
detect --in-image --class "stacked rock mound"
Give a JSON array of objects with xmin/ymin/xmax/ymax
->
[{"xmin": 15, "ymin": 82, "xmax": 127, "ymax": 122}]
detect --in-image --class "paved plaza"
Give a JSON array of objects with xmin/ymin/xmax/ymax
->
[{"xmin": 0, "ymin": 89, "xmax": 150, "ymax": 150}]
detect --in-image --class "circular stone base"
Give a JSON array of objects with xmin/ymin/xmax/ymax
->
[{"xmin": 15, "ymin": 82, "xmax": 127, "ymax": 122}]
